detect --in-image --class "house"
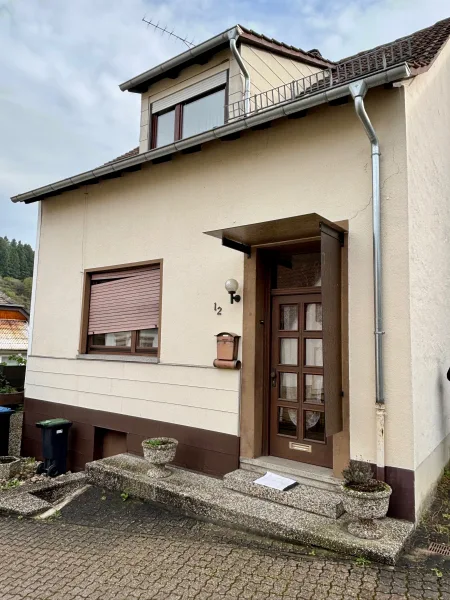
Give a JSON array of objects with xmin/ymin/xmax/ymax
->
[
  {"xmin": 0, "ymin": 291, "xmax": 28, "ymax": 365},
  {"xmin": 11, "ymin": 19, "xmax": 450, "ymax": 523}
]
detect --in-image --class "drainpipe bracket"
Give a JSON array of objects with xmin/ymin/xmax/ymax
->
[{"xmin": 349, "ymin": 80, "xmax": 368, "ymax": 99}]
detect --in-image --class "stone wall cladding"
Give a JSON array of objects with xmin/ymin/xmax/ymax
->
[{"xmin": 8, "ymin": 411, "xmax": 23, "ymax": 456}]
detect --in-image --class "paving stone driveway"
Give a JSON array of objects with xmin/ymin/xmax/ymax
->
[{"xmin": 0, "ymin": 486, "xmax": 449, "ymax": 600}]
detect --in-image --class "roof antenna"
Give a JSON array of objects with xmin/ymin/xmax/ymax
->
[{"xmin": 142, "ymin": 17, "xmax": 195, "ymax": 49}]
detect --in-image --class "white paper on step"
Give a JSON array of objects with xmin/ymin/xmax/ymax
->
[{"xmin": 253, "ymin": 471, "xmax": 298, "ymax": 491}]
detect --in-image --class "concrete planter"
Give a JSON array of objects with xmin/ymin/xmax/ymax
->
[
  {"xmin": 0, "ymin": 456, "xmax": 21, "ymax": 480},
  {"xmin": 142, "ymin": 438, "xmax": 178, "ymax": 478},
  {"xmin": 341, "ymin": 483, "xmax": 392, "ymax": 539}
]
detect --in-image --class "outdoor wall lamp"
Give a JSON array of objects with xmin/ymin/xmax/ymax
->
[{"xmin": 225, "ymin": 279, "xmax": 241, "ymax": 304}]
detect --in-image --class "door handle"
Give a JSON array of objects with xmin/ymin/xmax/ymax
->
[{"xmin": 270, "ymin": 370, "xmax": 277, "ymax": 387}]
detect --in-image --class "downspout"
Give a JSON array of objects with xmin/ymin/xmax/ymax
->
[
  {"xmin": 349, "ymin": 80, "xmax": 386, "ymax": 481},
  {"xmin": 229, "ymin": 33, "xmax": 251, "ymax": 116}
]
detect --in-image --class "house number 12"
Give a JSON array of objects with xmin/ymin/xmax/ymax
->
[{"xmin": 214, "ymin": 303, "xmax": 222, "ymax": 315}]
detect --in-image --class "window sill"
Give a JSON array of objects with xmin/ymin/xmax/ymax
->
[{"xmin": 77, "ymin": 354, "xmax": 159, "ymax": 364}]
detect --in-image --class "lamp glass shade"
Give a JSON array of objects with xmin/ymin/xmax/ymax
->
[{"xmin": 225, "ymin": 278, "xmax": 239, "ymax": 293}]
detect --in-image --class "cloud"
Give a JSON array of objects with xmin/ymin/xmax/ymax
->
[{"xmin": 0, "ymin": 0, "xmax": 448, "ymax": 246}]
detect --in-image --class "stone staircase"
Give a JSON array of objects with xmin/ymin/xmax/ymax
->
[
  {"xmin": 86, "ymin": 453, "xmax": 415, "ymax": 564},
  {"xmin": 223, "ymin": 469, "xmax": 344, "ymax": 519},
  {"xmin": 240, "ymin": 456, "xmax": 342, "ymax": 492}
]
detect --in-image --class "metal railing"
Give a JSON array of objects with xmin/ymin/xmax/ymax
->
[{"xmin": 226, "ymin": 37, "xmax": 413, "ymax": 121}]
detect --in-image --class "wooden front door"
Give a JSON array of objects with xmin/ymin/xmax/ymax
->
[{"xmin": 269, "ymin": 293, "xmax": 333, "ymax": 468}]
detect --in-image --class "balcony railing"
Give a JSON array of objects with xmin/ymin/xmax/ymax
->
[{"xmin": 226, "ymin": 37, "xmax": 412, "ymax": 121}]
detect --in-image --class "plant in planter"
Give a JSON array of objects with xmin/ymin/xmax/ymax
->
[
  {"xmin": 341, "ymin": 460, "xmax": 392, "ymax": 540},
  {"xmin": 0, "ymin": 371, "xmax": 23, "ymax": 407},
  {"xmin": 142, "ymin": 437, "xmax": 178, "ymax": 478}
]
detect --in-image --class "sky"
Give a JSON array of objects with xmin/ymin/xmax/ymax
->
[{"xmin": 1, "ymin": 0, "xmax": 449, "ymax": 247}]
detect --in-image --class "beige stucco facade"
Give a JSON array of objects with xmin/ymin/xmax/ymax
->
[
  {"xmin": 404, "ymin": 40, "xmax": 450, "ymax": 516},
  {"xmin": 24, "ymin": 35, "xmax": 450, "ymax": 520},
  {"xmin": 29, "ymin": 83, "xmax": 413, "ymax": 465}
]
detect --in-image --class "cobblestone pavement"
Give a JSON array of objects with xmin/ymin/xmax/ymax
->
[{"xmin": 0, "ymin": 486, "xmax": 449, "ymax": 600}]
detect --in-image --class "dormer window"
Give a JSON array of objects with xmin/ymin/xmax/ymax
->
[{"xmin": 150, "ymin": 71, "xmax": 227, "ymax": 149}]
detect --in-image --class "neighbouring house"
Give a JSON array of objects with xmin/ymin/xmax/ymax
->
[
  {"xmin": 0, "ymin": 291, "xmax": 28, "ymax": 365},
  {"xmin": 11, "ymin": 19, "xmax": 450, "ymax": 523}
]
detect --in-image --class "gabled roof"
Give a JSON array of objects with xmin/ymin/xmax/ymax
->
[
  {"xmin": 0, "ymin": 291, "xmax": 15, "ymax": 306},
  {"xmin": 119, "ymin": 24, "xmax": 333, "ymax": 93},
  {"xmin": 104, "ymin": 147, "xmax": 139, "ymax": 165},
  {"xmin": 0, "ymin": 290, "xmax": 29, "ymax": 319},
  {"xmin": 339, "ymin": 16, "xmax": 450, "ymax": 72},
  {"xmin": 0, "ymin": 319, "xmax": 28, "ymax": 352},
  {"xmin": 10, "ymin": 17, "xmax": 450, "ymax": 204}
]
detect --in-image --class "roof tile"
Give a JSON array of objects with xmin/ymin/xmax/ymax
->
[{"xmin": 0, "ymin": 320, "xmax": 28, "ymax": 352}]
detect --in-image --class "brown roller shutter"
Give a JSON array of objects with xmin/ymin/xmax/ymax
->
[
  {"xmin": 88, "ymin": 266, "xmax": 160, "ymax": 335},
  {"xmin": 321, "ymin": 223, "xmax": 343, "ymax": 436}
]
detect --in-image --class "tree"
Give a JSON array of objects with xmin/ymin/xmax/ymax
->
[
  {"xmin": 7, "ymin": 251, "xmax": 20, "ymax": 279},
  {"xmin": 23, "ymin": 244, "xmax": 34, "ymax": 277},
  {"xmin": 23, "ymin": 277, "xmax": 33, "ymax": 300},
  {"xmin": 0, "ymin": 237, "xmax": 34, "ymax": 280},
  {"xmin": 0, "ymin": 237, "xmax": 8, "ymax": 277}
]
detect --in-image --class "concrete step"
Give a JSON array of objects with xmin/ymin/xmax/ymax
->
[
  {"xmin": 240, "ymin": 456, "xmax": 342, "ymax": 493},
  {"xmin": 223, "ymin": 469, "xmax": 344, "ymax": 519},
  {"xmin": 86, "ymin": 453, "xmax": 414, "ymax": 565}
]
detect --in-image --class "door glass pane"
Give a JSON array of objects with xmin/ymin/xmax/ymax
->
[
  {"xmin": 156, "ymin": 109, "xmax": 175, "ymax": 148},
  {"xmin": 305, "ymin": 339, "xmax": 323, "ymax": 366},
  {"xmin": 304, "ymin": 410, "xmax": 325, "ymax": 441},
  {"xmin": 275, "ymin": 253, "xmax": 321, "ymax": 288},
  {"xmin": 280, "ymin": 305, "xmax": 298, "ymax": 330},
  {"xmin": 182, "ymin": 89, "xmax": 225, "ymax": 139},
  {"xmin": 305, "ymin": 303, "xmax": 322, "ymax": 331},
  {"xmin": 278, "ymin": 407, "xmax": 297, "ymax": 437},
  {"xmin": 304, "ymin": 374, "xmax": 324, "ymax": 404},
  {"xmin": 280, "ymin": 373, "xmax": 297, "ymax": 401},
  {"xmin": 280, "ymin": 338, "xmax": 298, "ymax": 365}
]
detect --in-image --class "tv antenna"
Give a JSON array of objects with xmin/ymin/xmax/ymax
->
[{"xmin": 142, "ymin": 17, "xmax": 195, "ymax": 49}]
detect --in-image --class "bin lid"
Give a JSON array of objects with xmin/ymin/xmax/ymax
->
[
  {"xmin": 0, "ymin": 406, "xmax": 13, "ymax": 414},
  {"xmin": 36, "ymin": 418, "xmax": 72, "ymax": 429}
]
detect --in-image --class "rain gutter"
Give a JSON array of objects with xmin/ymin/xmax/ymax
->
[
  {"xmin": 12, "ymin": 64, "xmax": 410, "ymax": 204},
  {"xmin": 119, "ymin": 27, "xmax": 239, "ymax": 92}
]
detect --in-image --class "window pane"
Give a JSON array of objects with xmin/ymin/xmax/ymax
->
[
  {"xmin": 304, "ymin": 374, "xmax": 324, "ymax": 404},
  {"xmin": 305, "ymin": 339, "xmax": 323, "ymax": 366},
  {"xmin": 276, "ymin": 253, "xmax": 321, "ymax": 288},
  {"xmin": 280, "ymin": 338, "xmax": 298, "ymax": 365},
  {"xmin": 156, "ymin": 109, "xmax": 175, "ymax": 148},
  {"xmin": 182, "ymin": 89, "xmax": 225, "ymax": 138},
  {"xmin": 304, "ymin": 410, "xmax": 325, "ymax": 442},
  {"xmin": 305, "ymin": 303, "xmax": 322, "ymax": 331},
  {"xmin": 280, "ymin": 373, "xmax": 297, "ymax": 401},
  {"xmin": 280, "ymin": 305, "xmax": 298, "ymax": 330},
  {"xmin": 92, "ymin": 331, "xmax": 131, "ymax": 347},
  {"xmin": 278, "ymin": 407, "xmax": 297, "ymax": 437},
  {"xmin": 138, "ymin": 328, "xmax": 159, "ymax": 349}
]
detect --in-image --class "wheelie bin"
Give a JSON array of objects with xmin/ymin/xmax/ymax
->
[
  {"xmin": 0, "ymin": 406, "xmax": 13, "ymax": 455},
  {"xmin": 36, "ymin": 418, "xmax": 72, "ymax": 477}
]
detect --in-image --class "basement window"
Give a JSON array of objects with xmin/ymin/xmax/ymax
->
[{"xmin": 83, "ymin": 263, "xmax": 161, "ymax": 357}]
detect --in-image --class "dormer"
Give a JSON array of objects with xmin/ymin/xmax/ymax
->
[{"xmin": 119, "ymin": 25, "xmax": 332, "ymax": 154}]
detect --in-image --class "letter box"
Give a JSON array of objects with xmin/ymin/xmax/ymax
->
[{"xmin": 214, "ymin": 332, "xmax": 241, "ymax": 369}]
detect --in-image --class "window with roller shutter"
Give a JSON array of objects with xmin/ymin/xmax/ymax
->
[{"xmin": 84, "ymin": 263, "xmax": 161, "ymax": 356}]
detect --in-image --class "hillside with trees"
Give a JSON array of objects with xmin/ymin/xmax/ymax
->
[{"xmin": 0, "ymin": 237, "xmax": 34, "ymax": 310}]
